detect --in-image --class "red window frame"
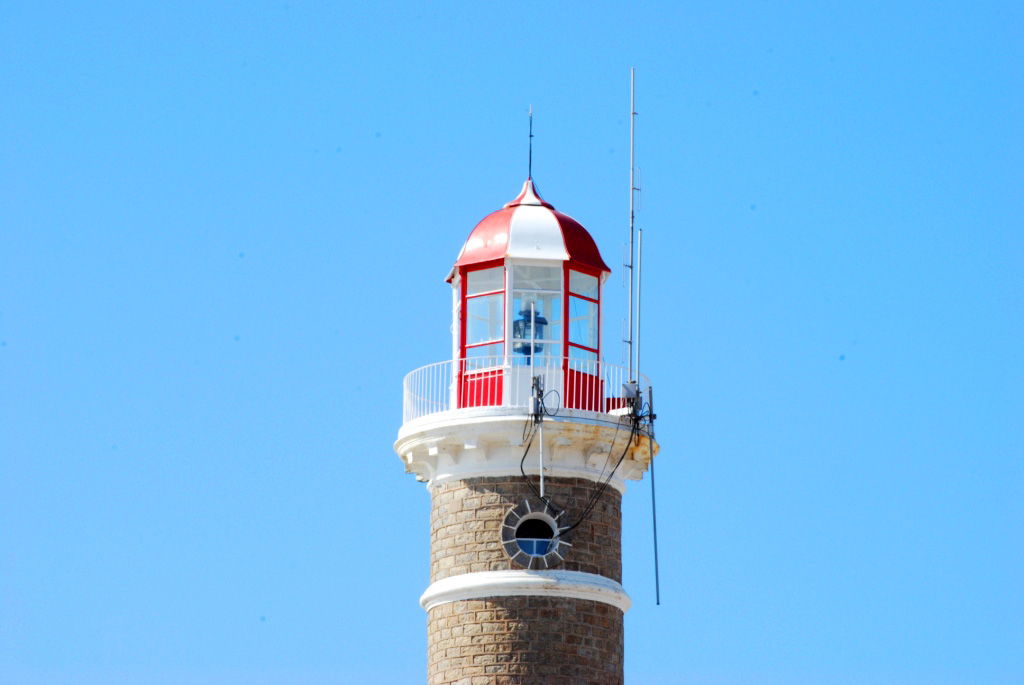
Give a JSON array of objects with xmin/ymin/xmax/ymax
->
[
  {"xmin": 459, "ymin": 259, "xmax": 506, "ymax": 362},
  {"xmin": 563, "ymin": 263, "xmax": 601, "ymax": 360},
  {"xmin": 562, "ymin": 264, "xmax": 603, "ymax": 411},
  {"xmin": 457, "ymin": 260, "xmax": 507, "ymax": 409}
]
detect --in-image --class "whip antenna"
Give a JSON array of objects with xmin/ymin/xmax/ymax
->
[
  {"xmin": 639, "ymin": 229, "xmax": 661, "ymax": 604},
  {"xmin": 626, "ymin": 68, "xmax": 638, "ymax": 379},
  {"xmin": 647, "ymin": 387, "xmax": 661, "ymax": 605},
  {"xmin": 629, "ymin": 72, "xmax": 660, "ymax": 606}
]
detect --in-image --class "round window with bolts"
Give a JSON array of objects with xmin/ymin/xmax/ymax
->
[{"xmin": 501, "ymin": 498, "xmax": 571, "ymax": 569}]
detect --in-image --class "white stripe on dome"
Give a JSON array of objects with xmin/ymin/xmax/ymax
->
[{"xmin": 506, "ymin": 205, "xmax": 570, "ymax": 262}]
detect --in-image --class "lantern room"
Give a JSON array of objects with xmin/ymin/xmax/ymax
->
[{"xmin": 446, "ymin": 179, "xmax": 611, "ymax": 411}]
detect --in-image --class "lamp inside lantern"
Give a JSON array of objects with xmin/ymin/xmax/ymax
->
[{"xmin": 512, "ymin": 303, "xmax": 548, "ymax": 358}]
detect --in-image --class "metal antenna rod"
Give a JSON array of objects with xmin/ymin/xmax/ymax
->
[
  {"xmin": 538, "ymin": 416, "xmax": 545, "ymax": 498},
  {"xmin": 627, "ymin": 68, "xmax": 638, "ymax": 380},
  {"xmin": 528, "ymin": 105, "xmax": 534, "ymax": 178},
  {"xmin": 637, "ymin": 228, "xmax": 643, "ymax": 381},
  {"xmin": 530, "ymin": 301, "xmax": 545, "ymax": 498},
  {"xmin": 647, "ymin": 387, "xmax": 661, "ymax": 605}
]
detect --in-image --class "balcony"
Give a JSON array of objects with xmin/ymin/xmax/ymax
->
[{"xmin": 401, "ymin": 355, "xmax": 650, "ymax": 427}]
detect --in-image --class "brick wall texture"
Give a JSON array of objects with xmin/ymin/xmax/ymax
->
[
  {"xmin": 430, "ymin": 475, "xmax": 622, "ymax": 583},
  {"xmin": 427, "ymin": 596, "xmax": 623, "ymax": 684},
  {"xmin": 427, "ymin": 476, "xmax": 624, "ymax": 683}
]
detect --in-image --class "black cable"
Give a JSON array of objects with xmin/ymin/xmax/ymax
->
[
  {"xmin": 562, "ymin": 424, "xmax": 635, "ymax": 535},
  {"xmin": 519, "ymin": 427, "xmax": 536, "ymax": 491},
  {"xmin": 517, "ymin": 379, "xmax": 652, "ymax": 533},
  {"xmin": 577, "ymin": 410, "xmax": 625, "ymax": 509},
  {"xmin": 521, "ymin": 414, "xmax": 535, "ymax": 444},
  {"xmin": 518, "ymin": 379, "xmax": 561, "ymax": 509},
  {"xmin": 560, "ymin": 417, "xmax": 639, "ymax": 535},
  {"xmin": 552, "ymin": 389, "xmax": 622, "ymax": 528},
  {"xmin": 542, "ymin": 389, "xmax": 561, "ymax": 416}
]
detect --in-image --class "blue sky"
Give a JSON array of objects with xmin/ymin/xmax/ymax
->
[{"xmin": 1, "ymin": 2, "xmax": 1021, "ymax": 683}]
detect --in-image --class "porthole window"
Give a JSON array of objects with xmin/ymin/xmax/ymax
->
[
  {"xmin": 501, "ymin": 498, "xmax": 571, "ymax": 569},
  {"xmin": 515, "ymin": 517, "xmax": 555, "ymax": 556}
]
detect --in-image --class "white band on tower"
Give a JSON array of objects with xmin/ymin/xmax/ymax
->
[{"xmin": 420, "ymin": 570, "xmax": 632, "ymax": 613}]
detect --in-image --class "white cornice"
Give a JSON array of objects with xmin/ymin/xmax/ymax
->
[
  {"xmin": 420, "ymin": 570, "xmax": 631, "ymax": 613},
  {"xmin": 395, "ymin": 412, "xmax": 657, "ymax": 491}
]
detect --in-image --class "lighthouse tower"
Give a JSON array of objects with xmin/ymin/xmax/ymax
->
[{"xmin": 395, "ymin": 178, "xmax": 658, "ymax": 684}]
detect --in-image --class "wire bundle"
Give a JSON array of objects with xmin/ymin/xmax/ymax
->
[{"xmin": 518, "ymin": 392, "xmax": 654, "ymax": 536}]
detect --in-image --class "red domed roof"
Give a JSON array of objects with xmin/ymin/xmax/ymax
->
[{"xmin": 451, "ymin": 179, "xmax": 610, "ymax": 277}]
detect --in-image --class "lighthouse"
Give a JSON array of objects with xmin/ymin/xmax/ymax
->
[{"xmin": 395, "ymin": 178, "xmax": 658, "ymax": 684}]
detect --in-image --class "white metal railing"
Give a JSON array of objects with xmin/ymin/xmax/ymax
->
[{"xmin": 402, "ymin": 355, "xmax": 651, "ymax": 424}]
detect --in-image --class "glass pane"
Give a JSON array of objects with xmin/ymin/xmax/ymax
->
[
  {"xmin": 466, "ymin": 267, "xmax": 504, "ymax": 295},
  {"xmin": 568, "ymin": 345, "xmax": 598, "ymax": 362},
  {"xmin": 568, "ymin": 296, "xmax": 598, "ymax": 349},
  {"xmin": 464, "ymin": 342, "xmax": 503, "ymax": 369},
  {"xmin": 512, "ymin": 265, "xmax": 561, "ymax": 291},
  {"xmin": 569, "ymin": 270, "xmax": 599, "ymax": 298},
  {"xmin": 466, "ymin": 293, "xmax": 503, "ymax": 344},
  {"xmin": 511, "ymin": 342, "xmax": 561, "ymax": 365},
  {"xmin": 511, "ymin": 291, "xmax": 561, "ymax": 357},
  {"xmin": 518, "ymin": 539, "xmax": 550, "ymax": 556}
]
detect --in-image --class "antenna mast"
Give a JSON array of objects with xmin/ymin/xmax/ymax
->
[
  {"xmin": 627, "ymin": 69, "xmax": 638, "ymax": 380},
  {"xmin": 637, "ymin": 228, "xmax": 643, "ymax": 384},
  {"xmin": 628, "ymin": 71, "xmax": 661, "ymax": 606}
]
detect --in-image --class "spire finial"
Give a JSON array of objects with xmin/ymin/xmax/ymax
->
[{"xmin": 528, "ymin": 105, "xmax": 534, "ymax": 179}]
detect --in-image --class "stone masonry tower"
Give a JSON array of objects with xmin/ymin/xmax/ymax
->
[{"xmin": 395, "ymin": 178, "xmax": 658, "ymax": 684}]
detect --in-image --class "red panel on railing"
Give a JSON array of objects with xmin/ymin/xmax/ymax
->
[
  {"xmin": 459, "ymin": 370, "xmax": 503, "ymax": 408},
  {"xmin": 605, "ymin": 397, "xmax": 631, "ymax": 412},
  {"xmin": 564, "ymin": 369, "xmax": 603, "ymax": 412}
]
